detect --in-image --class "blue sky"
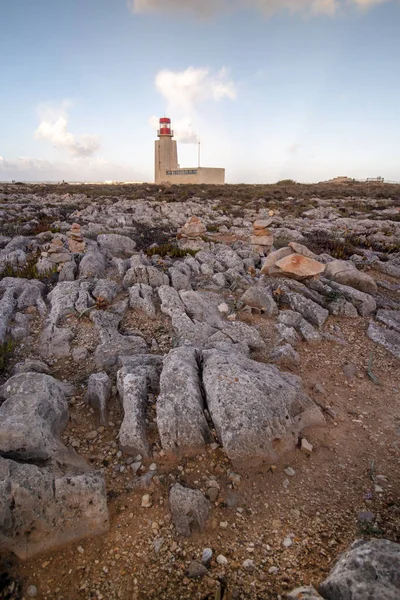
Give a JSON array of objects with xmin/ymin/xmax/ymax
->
[{"xmin": 0, "ymin": 0, "xmax": 399, "ymax": 183}]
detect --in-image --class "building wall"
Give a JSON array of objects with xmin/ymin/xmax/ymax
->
[
  {"xmin": 155, "ymin": 138, "xmax": 178, "ymax": 184},
  {"xmin": 157, "ymin": 167, "xmax": 225, "ymax": 185}
]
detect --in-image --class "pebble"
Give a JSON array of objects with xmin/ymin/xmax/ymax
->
[
  {"xmin": 283, "ymin": 537, "xmax": 293, "ymax": 548},
  {"xmin": 27, "ymin": 586, "xmax": 38, "ymax": 598},
  {"xmin": 242, "ymin": 559, "xmax": 255, "ymax": 571},
  {"xmin": 218, "ymin": 302, "xmax": 229, "ymax": 314},
  {"xmin": 301, "ymin": 438, "xmax": 313, "ymax": 454},
  {"xmin": 149, "ymin": 463, "xmax": 157, "ymax": 471},
  {"xmin": 202, "ymin": 548, "xmax": 213, "ymax": 565},
  {"xmin": 77, "ymin": 546, "xmax": 84, "ymax": 554},
  {"xmin": 86, "ymin": 430, "xmax": 98, "ymax": 440},
  {"xmin": 131, "ymin": 461, "xmax": 142, "ymax": 474},
  {"xmin": 187, "ymin": 561, "xmax": 208, "ymax": 578},
  {"xmin": 268, "ymin": 566, "xmax": 279, "ymax": 575},
  {"xmin": 141, "ymin": 494, "xmax": 152, "ymax": 508},
  {"xmin": 284, "ymin": 467, "xmax": 296, "ymax": 477},
  {"xmin": 219, "ymin": 521, "xmax": 228, "ymax": 529},
  {"xmin": 206, "ymin": 487, "xmax": 219, "ymax": 502}
]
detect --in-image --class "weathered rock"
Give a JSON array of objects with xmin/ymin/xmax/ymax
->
[
  {"xmin": 91, "ymin": 310, "xmax": 148, "ymax": 369},
  {"xmin": 12, "ymin": 359, "xmax": 51, "ymax": 376},
  {"xmin": 92, "ymin": 279, "xmax": 119, "ymax": 304},
  {"xmin": 168, "ymin": 266, "xmax": 192, "ymax": 291},
  {"xmin": 274, "ymin": 254, "xmax": 325, "ymax": 281},
  {"xmin": 178, "ymin": 216, "xmax": 206, "ymax": 240},
  {"xmin": 129, "ymin": 283, "xmax": 156, "ymax": 317},
  {"xmin": 275, "ymin": 323, "xmax": 301, "ymax": 347},
  {"xmin": 0, "ymin": 457, "xmax": 109, "ymax": 559},
  {"xmin": 79, "ymin": 246, "xmax": 106, "ymax": 279},
  {"xmin": 187, "ymin": 561, "xmax": 208, "ymax": 578},
  {"xmin": 116, "ymin": 368, "xmax": 150, "ymax": 457},
  {"xmin": 260, "ymin": 247, "xmax": 294, "ymax": 275},
  {"xmin": 85, "ymin": 373, "xmax": 111, "ymax": 425},
  {"xmin": 202, "ymin": 349, "xmax": 325, "ymax": 466},
  {"xmin": 157, "ymin": 346, "xmax": 212, "ymax": 456},
  {"xmin": 40, "ymin": 324, "xmax": 74, "ymax": 359},
  {"xmin": 58, "ymin": 260, "xmax": 77, "ymax": 282},
  {"xmin": 367, "ymin": 322, "xmax": 400, "ymax": 359},
  {"xmin": 328, "ymin": 297, "xmax": 358, "ymax": 318},
  {"xmin": 169, "ymin": 483, "xmax": 210, "ymax": 537},
  {"xmin": 324, "ymin": 259, "xmax": 377, "ymax": 294},
  {"xmin": 0, "ymin": 373, "xmax": 69, "ymax": 461},
  {"xmin": 288, "ymin": 242, "xmax": 318, "ymax": 259},
  {"xmin": 319, "ymin": 538, "xmax": 400, "ymax": 600},
  {"xmin": 0, "ymin": 289, "xmax": 16, "ymax": 344},
  {"xmin": 376, "ymin": 309, "xmax": 400, "ymax": 333},
  {"xmin": 123, "ymin": 265, "xmax": 169, "ymax": 289},
  {"xmin": 240, "ymin": 286, "xmax": 279, "ymax": 317},
  {"xmin": 97, "ymin": 233, "xmax": 136, "ymax": 257},
  {"xmin": 284, "ymin": 292, "xmax": 329, "ymax": 328},
  {"xmin": 269, "ymin": 344, "xmax": 300, "ymax": 369},
  {"xmin": 322, "ymin": 279, "xmax": 376, "ymax": 317},
  {"xmin": 287, "ymin": 586, "xmax": 323, "ymax": 599}
]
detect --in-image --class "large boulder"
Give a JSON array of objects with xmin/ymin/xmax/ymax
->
[
  {"xmin": 324, "ymin": 260, "xmax": 377, "ymax": 294},
  {"xmin": 202, "ymin": 349, "xmax": 325, "ymax": 466},
  {"xmin": 319, "ymin": 539, "xmax": 400, "ymax": 600},
  {"xmin": 169, "ymin": 483, "xmax": 210, "ymax": 537},
  {"xmin": 79, "ymin": 246, "xmax": 106, "ymax": 279},
  {"xmin": 0, "ymin": 457, "xmax": 109, "ymax": 559},
  {"xmin": 157, "ymin": 347, "xmax": 212, "ymax": 456},
  {"xmin": 0, "ymin": 373, "xmax": 69, "ymax": 461},
  {"xmin": 97, "ymin": 233, "xmax": 136, "ymax": 257}
]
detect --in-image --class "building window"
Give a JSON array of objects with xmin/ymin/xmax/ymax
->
[{"xmin": 166, "ymin": 170, "xmax": 198, "ymax": 176}]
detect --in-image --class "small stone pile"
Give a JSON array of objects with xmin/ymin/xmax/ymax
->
[
  {"xmin": 250, "ymin": 220, "xmax": 274, "ymax": 255},
  {"xmin": 67, "ymin": 223, "xmax": 86, "ymax": 254},
  {"xmin": 43, "ymin": 238, "xmax": 71, "ymax": 266},
  {"xmin": 177, "ymin": 216, "xmax": 207, "ymax": 251}
]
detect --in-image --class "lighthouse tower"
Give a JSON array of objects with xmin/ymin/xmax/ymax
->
[{"xmin": 154, "ymin": 117, "xmax": 179, "ymax": 184}]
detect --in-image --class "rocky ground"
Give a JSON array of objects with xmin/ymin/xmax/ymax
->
[{"xmin": 0, "ymin": 182, "xmax": 399, "ymax": 600}]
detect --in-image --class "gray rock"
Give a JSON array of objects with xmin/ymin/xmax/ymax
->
[
  {"xmin": 117, "ymin": 368, "xmax": 153, "ymax": 457},
  {"xmin": 12, "ymin": 359, "xmax": 51, "ymax": 376},
  {"xmin": 129, "ymin": 283, "xmax": 156, "ymax": 317},
  {"xmin": 91, "ymin": 310, "xmax": 148, "ymax": 369},
  {"xmin": 72, "ymin": 346, "xmax": 88, "ymax": 362},
  {"xmin": 0, "ymin": 373, "xmax": 69, "ymax": 461},
  {"xmin": 187, "ymin": 561, "xmax": 208, "ymax": 578},
  {"xmin": 297, "ymin": 318, "xmax": 321, "ymax": 343},
  {"xmin": 319, "ymin": 538, "xmax": 400, "ymax": 600},
  {"xmin": 92, "ymin": 279, "xmax": 120, "ymax": 304},
  {"xmin": 0, "ymin": 289, "xmax": 17, "ymax": 344},
  {"xmin": 40, "ymin": 324, "xmax": 74, "ymax": 359},
  {"xmin": 123, "ymin": 265, "xmax": 169, "ymax": 288},
  {"xmin": 240, "ymin": 286, "xmax": 278, "ymax": 317},
  {"xmin": 328, "ymin": 297, "xmax": 358, "ymax": 318},
  {"xmin": 324, "ymin": 259, "xmax": 378, "ymax": 294},
  {"xmin": 0, "ymin": 457, "xmax": 109, "ymax": 559},
  {"xmin": 367, "ymin": 322, "xmax": 400, "ymax": 359},
  {"xmin": 322, "ymin": 279, "xmax": 376, "ymax": 317},
  {"xmin": 169, "ymin": 483, "xmax": 210, "ymax": 537},
  {"xmin": 275, "ymin": 323, "xmax": 301, "ymax": 347},
  {"xmin": 220, "ymin": 321, "xmax": 265, "ymax": 351},
  {"xmin": 157, "ymin": 346, "xmax": 212, "ymax": 456},
  {"xmin": 284, "ymin": 291, "xmax": 329, "ymax": 329},
  {"xmin": 269, "ymin": 344, "xmax": 300, "ymax": 369},
  {"xmin": 97, "ymin": 233, "xmax": 136, "ymax": 257},
  {"xmin": 278, "ymin": 310, "xmax": 303, "ymax": 328},
  {"xmin": 158, "ymin": 285, "xmax": 186, "ymax": 317},
  {"xmin": 202, "ymin": 349, "xmax": 325, "ymax": 466},
  {"xmin": 79, "ymin": 246, "xmax": 106, "ymax": 279},
  {"xmin": 287, "ymin": 586, "xmax": 323, "ymax": 599},
  {"xmin": 85, "ymin": 372, "xmax": 112, "ymax": 425},
  {"xmin": 168, "ymin": 266, "xmax": 192, "ymax": 291},
  {"xmin": 212, "ymin": 272, "xmax": 227, "ymax": 287},
  {"xmin": 376, "ymin": 309, "xmax": 400, "ymax": 333},
  {"xmin": 58, "ymin": 261, "xmax": 77, "ymax": 282}
]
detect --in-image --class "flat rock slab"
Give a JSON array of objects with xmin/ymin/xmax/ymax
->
[
  {"xmin": 367, "ymin": 322, "xmax": 400, "ymax": 359},
  {"xmin": 275, "ymin": 254, "xmax": 325, "ymax": 280},
  {"xmin": 202, "ymin": 349, "xmax": 325, "ymax": 467},
  {"xmin": 117, "ymin": 368, "xmax": 152, "ymax": 458},
  {"xmin": 376, "ymin": 309, "xmax": 400, "ymax": 333},
  {"xmin": 0, "ymin": 457, "xmax": 109, "ymax": 559},
  {"xmin": 157, "ymin": 346, "xmax": 212, "ymax": 456},
  {"xmin": 319, "ymin": 538, "xmax": 400, "ymax": 600}
]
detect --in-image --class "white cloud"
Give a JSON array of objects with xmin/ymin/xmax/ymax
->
[
  {"xmin": 0, "ymin": 156, "xmax": 142, "ymax": 182},
  {"xmin": 129, "ymin": 0, "xmax": 391, "ymax": 17},
  {"xmin": 34, "ymin": 103, "xmax": 100, "ymax": 157},
  {"xmin": 151, "ymin": 66, "xmax": 236, "ymax": 144}
]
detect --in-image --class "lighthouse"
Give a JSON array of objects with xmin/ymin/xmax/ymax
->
[{"xmin": 154, "ymin": 117, "xmax": 225, "ymax": 185}]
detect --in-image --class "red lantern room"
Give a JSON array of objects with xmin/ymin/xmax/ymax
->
[{"xmin": 158, "ymin": 117, "xmax": 173, "ymax": 137}]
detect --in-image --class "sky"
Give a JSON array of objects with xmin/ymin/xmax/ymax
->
[{"xmin": 0, "ymin": 0, "xmax": 399, "ymax": 183}]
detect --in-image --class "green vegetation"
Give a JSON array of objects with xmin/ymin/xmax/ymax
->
[
  {"xmin": 145, "ymin": 243, "xmax": 197, "ymax": 258},
  {"xmin": 0, "ymin": 339, "xmax": 15, "ymax": 373},
  {"xmin": 0, "ymin": 252, "xmax": 57, "ymax": 281}
]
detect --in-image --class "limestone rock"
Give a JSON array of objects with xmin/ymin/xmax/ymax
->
[
  {"xmin": 157, "ymin": 346, "xmax": 212, "ymax": 456},
  {"xmin": 123, "ymin": 265, "xmax": 169, "ymax": 289},
  {"xmin": 284, "ymin": 291, "xmax": 329, "ymax": 329},
  {"xmin": 85, "ymin": 372, "xmax": 112, "ymax": 425},
  {"xmin": 261, "ymin": 247, "xmax": 294, "ymax": 275},
  {"xmin": 97, "ymin": 233, "xmax": 136, "ymax": 257},
  {"xmin": 129, "ymin": 283, "xmax": 156, "ymax": 317},
  {"xmin": 240, "ymin": 286, "xmax": 279, "ymax": 317},
  {"xmin": 287, "ymin": 586, "xmax": 323, "ymax": 599},
  {"xmin": 324, "ymin": 259, "xmax": 377, "ymax": 294},
  {"xmin": 323, "ymin": 279, "xmax": 376, "ymax": 317},
  {"xmin": 288, "ymin": 242, "xmax": 318, "ymax": 259},
  {"xmin": 376, "ymin": 309, "xmax": 400, "ymax": 333},
  {"xmin": 178, "ymin": 216, "xmax": 206, "ymax": 240},
  {"xmin": 202, "ymin": 349, "xmax": 325, "ymax": 466},
  {"xmin": 0, "ymin": 373, "xmax": 69, "ymax": 461},
  {"xmin": 269, "ymin": 344, "xmax": 300, "ymax": 369},
  {"xmin": 0, "ymin": 457, "xmax": 109, "ymax": 559},
  {"xmin": 367, "ymin": 322, "xmax": 400, "ymax": 359},
  {"xmin": 117, "ymin": 368, "xmax": 151, "ymax": 457},
  {"xmin": 169, "ymin": 483, "xmax": 210, "ymax": 537},
  {"xmin": 319, "ymin": 538, "xmax": 400, "ymax": 600},
  {"xmin": 79, "ymin": 246, "xmax": 106, "ymax": 279},
  {"xmin": 92, "ymin": 279, "xmax": 120, "ymax": 304}
]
